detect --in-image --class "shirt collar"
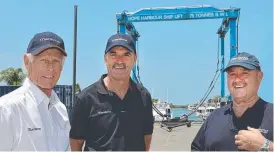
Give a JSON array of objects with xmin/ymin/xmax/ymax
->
[
  {"xmin": 96, "ymin": 74, "xmax": 137, "ymax": 95},
  {"xmin": 23, "ymin": 77, "xmax": 57, "ymax": 106},
  {"xmin": 227, "ymin": 97, "xmax": 264, "ymax": 114},
  {"xmin": 226, "ymin": 98, "xmax": 265, "ymax": 131}
]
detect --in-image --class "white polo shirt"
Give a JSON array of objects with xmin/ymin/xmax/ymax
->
[{"xmin": 0, "ymin": 78, "xmax": 71, "ymax": 151}]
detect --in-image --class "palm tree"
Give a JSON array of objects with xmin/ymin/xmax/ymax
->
[{"xmin": 0, "ymin": 68, "xmax": 26, "ymax": 85}]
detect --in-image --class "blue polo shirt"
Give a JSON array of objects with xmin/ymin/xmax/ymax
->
[{"xmin": 191, "ymin": 98, "xmax": 273, "ymax": 151}]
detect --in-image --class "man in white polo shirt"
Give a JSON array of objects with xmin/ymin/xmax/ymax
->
[{"xmin": 0, "ymin": 31, "xmax": 71, "ymax": 151}]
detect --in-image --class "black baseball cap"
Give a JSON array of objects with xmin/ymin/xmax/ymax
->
[
  {"xmin": 223, "ymin": 52, "xmax": 261, "ymax": 72},
  {"xmin": 27, "ymin": 31, "xmax": 67, "ymax": 56},
  {"xmin": 105, "ymin": 33, "xmax": 136, "ymax": 53}
]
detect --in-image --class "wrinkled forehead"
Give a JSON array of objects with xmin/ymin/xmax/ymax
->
[{"xmin": 35, "ymin": 48, "xmax": 64, "ymax": 59}]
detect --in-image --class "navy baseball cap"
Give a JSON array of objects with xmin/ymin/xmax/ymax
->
[
  {"xmin": 223, "ymin": 52, "xmax": 261, "ymax": 72},
  {"xmin": 105, "ymin": 33, "xmax": 136, "ymax": 54},
  {"xmin": 27, "ymin": 31, "xmax": 67, "ymax": 56}
]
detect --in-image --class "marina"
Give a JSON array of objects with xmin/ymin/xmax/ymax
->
[{"xmin": 0, "ymin": 1, "xmax": 271, "ymax": 151}]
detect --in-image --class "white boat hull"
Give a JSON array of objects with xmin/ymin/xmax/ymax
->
[{"xmin": 153, "ymin": 102, "xmax": 172, "ymax": 122}]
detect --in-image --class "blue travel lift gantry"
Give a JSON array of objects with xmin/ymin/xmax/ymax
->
[{"xmin": 116, "ymin": 5, "xmax": 240, "ymax": 131}]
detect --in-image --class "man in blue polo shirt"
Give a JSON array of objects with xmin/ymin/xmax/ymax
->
[{"xmin": 191, "ymin": 52, "xmax": 273, "ymax": 151}]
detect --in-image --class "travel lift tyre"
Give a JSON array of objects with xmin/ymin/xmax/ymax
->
[{"xmin": 159, "ymin": 115, "xmax": 192, "ymax": 132}]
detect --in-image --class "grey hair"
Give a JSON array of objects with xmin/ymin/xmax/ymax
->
[{"xmin": 22, "ymin": 53, "xmax": 66, "ymax": 75}]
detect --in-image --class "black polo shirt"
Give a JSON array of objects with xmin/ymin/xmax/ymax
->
[
  {"xmin": 191, "ymin": 98, "xmax": 273, "ymax": 151},
  {"xmin": 69, "ymin": 74, "xmax": 154, "ymax": 151}
]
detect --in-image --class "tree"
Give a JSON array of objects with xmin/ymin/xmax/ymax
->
[
  {"xmin": 152, "ymin": 98, "xmax": 158, "ymax": 104},
  {"xmin": 75, "ymin": 83, "xmax": 81, "ymax": 93},
  {"xmin": 0, "ymin": 68, "xmax": 26, "ymax": 85},
  {"xmin": 170, "ymin": 103, "xmax": 175, "ymax": 108}
]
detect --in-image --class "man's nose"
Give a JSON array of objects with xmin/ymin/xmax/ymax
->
[
  {"xmin": 114, "ymin": 56, "xmax": 125, "ymax": 62},
  {"xmin": 233, "ymin": 74, "xmax": 245, "ymax": 82},
  {"xmin": 47, "ymin": 63, "xmax": 54, "ymax": 72}
]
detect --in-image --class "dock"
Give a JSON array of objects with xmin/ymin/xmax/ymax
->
[{"xmin": 150, "ymin": 122, "xmax": 202, "ymax": 151}]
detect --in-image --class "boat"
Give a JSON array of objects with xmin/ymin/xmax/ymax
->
[
  {"xmin": 188, "ymin": 103, "xmax": 197, "ymax": 111},
  {"xmin": 193, "ymin": 97, "xmax": 230, "ymax": 121},
  {"xmin": 153, "ymin": 101, "xmax": 172, "ymax": 122},
  {"xmin": 196, "ymin": 102, "xmax": 217, "ymax": 121}
]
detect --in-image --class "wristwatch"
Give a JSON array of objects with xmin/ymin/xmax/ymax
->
[{"xmin": 259, "ymin": 139, "xmax": 271, "ymax": 151}]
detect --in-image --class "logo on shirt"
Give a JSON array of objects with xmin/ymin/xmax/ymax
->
[
  {"xmin": 28, "ymin": 128, "xmax": 41, "ymax": 131},
  {"xmin": 258, "ymin": 128, "xmax": 268, "ymax": 134},
  {"xmin": 97, "ymin": 110, "xmax": 112, "ymax": 115}
]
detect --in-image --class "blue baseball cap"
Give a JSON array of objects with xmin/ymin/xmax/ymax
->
[
  {"xmin": 27, "ymin": 31, "xmax": 67, "ymax": 56},
  {"xmin": 105, "ymin": 33, "xmax": 136, "ymax": 54},
  {"xmin": 223, "ymin": 52, "xmax": 261, "ymax": 72}
]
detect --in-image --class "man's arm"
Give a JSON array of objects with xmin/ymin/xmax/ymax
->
[
  {"xmin": 70, "ymin": 138, "xmax": 84, "ymax": 151},
  {"xmin": 69, "ymin": 96, "xmax": 89, "ymax": 151},
  {"xmin": 144, "ymin": 135, "xmax": 152, "ymax": 151},
  {"xmin": 143, "ymin": 91, "xmax": 154, "ymax": 151},
  {"xmin": 0, "ymin": 106, "xmax": 14, "ymax": 150},
  {"xmin": 191, "ymin": 121, "xmax": 207, "ymax": 151}
]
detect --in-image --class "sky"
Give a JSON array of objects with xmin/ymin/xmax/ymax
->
[{"xmin": 0, "ymin": 0, "xmax": 273, "ymax": 104}]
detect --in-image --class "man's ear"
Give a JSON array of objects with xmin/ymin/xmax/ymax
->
[
  {"xmin": 104, "ymin": 54, "xmax": 107, "ymax": 65},
  {"xmin": 134, "ymin": 53, "xmax": 137, "ymax": 64},
  {"xmin": 258, "ymin": 71, "xmax": 263, "ymax": 82},
  {"xmin": 24, "ymin": 54, "xmax": 29, "ymax": 68}
]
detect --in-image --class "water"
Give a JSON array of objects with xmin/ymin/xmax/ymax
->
[{"xmin": 171, "ymin": 108, "xmax": 198, "ymax": 121}]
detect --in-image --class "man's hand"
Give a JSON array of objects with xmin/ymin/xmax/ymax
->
[{"xmin": 235, "ymin": 126, "xmax": 266, "ymax": 151}]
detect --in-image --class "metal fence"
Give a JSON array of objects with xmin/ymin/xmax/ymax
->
[{"xmin": 0, "ymin": 85, "xmax": 73, "ymax": 120}]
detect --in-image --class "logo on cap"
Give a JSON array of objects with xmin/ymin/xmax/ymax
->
[
  {"xmin": 111, "ymin": 38, "xmax": 128, "ymax": 42},
  {"xmin": 231, "ymin": 56, "xmax": 249, "ymax": 61},
  {"xmin": 40, "ymin": 38, "xmax": 61, "ymax": 44}
]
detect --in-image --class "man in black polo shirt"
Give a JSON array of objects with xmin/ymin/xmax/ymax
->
[
  {"xmin": 191, "ymin": 52, "xmax": 273, "ymax": 151},
  {"xmin": 69, "ymin": 33, "xmax": 154, "ymax": 151}
]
